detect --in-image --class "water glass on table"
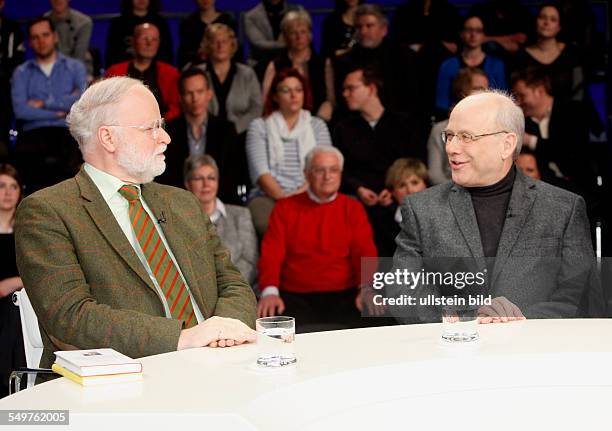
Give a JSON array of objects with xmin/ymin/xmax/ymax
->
[
  {"xmin": 441, "ymin": 305, "xmax": 479, "ymax": 343},
  {"xmin": 256, "ymin": 316, "xmax": 297, "ymax": 367}
]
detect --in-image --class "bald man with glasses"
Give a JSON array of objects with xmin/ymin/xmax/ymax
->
[{"xmin": 386, "ymin": 90, "xmax": 604, "ymax": 324}]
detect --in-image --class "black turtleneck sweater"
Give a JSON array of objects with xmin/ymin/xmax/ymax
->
[{"xmin": 467, "ymin": 166, "xmax": 516, "ymax": 257}]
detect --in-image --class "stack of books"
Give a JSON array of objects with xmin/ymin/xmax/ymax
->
[{"xmin": 52, "ymin": 348, "xmax": 143, "ymax": 386}]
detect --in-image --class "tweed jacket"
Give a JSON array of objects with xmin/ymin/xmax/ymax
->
[
  {"xmin": 15, "ymin": 168, "xmax": 257, "ymax": 372},
  {"xmin": 391, "ymin": 169, "xmax": 603, "ymax": 322}
]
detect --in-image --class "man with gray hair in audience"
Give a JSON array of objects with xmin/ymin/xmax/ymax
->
[
  {"xmin": 257, "ymin": 145, "xmax": 383, "ymax": 332},
  {"xmin": 388, "ymin": 90, "xmax": 604, "ymax": 324},
  {"xmin": 330, "ymin": 3, "xmax": 421, "ymax": 121},
  {"xmin": 14, "ymin": 76, "xmax": 257, "ymax": 382}
]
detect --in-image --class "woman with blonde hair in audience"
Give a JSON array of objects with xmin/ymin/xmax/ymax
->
[
  {"xmin": 377, "ymin": 158, "xmax": 429, "ymax": 260},
  {"xmin": 246, "ymin": 67, "xmax": 331, "ymax": 237},
  {"xmin": 194, "ymin": 23, "xmax": 262, "ymax": 135},
  {"xmin": 184, "ymin": 155, "xmax": 259, "ymax": 289},
  {"xmin": 262, "ymin": 10, "xmax": 334, "ymax": 121},
  {"xmin": 0, "ymin": 164, "xmax": 25, "ymax": 397}
]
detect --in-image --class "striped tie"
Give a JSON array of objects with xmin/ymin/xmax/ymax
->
[{"xmin": 118, "ymin": 185, "xmax": 196, "ymax": 328}]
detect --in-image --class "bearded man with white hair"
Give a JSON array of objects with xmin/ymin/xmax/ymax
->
[
  {"xmin": 388, "ymin": 90, "xmax": 604, "ymax": 324},
  {"xmin": 14, "ymin": 77, "xmax": 257, "ymax": 382}
]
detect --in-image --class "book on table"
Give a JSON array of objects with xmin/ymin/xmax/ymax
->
[
  {"xmin": 51, "ymin": 363, "xmax": 143, "ymax": 387},
  {"xmin": 54, "ymin": 348, "xmax": 143, "ymax": 377}
]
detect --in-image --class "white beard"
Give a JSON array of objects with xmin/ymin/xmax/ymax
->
[{"xmin": 116, "ymin": 141, "xmax": 167, "ymax": 184}]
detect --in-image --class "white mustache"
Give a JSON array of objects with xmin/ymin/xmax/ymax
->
[{"xmin": 156, "ymin": 144, "xmax": 167, "ymax": 155}]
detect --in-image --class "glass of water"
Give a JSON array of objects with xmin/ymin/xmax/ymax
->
[
  {"xmin": 441, "ymin": 305, "xmax": 479, "ymax": 343},
  {"xmin": 256, "ymin": 316, "xmax": 297, "ymax": 367}
]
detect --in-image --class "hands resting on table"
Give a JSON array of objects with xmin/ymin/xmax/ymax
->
[
  {"xmin": 478, "ymin": 296, "xmax": 526, "ymax": 324},
  {"xmin": 177, "ymin": 316, "xmax": 257, "ymax": 350}
]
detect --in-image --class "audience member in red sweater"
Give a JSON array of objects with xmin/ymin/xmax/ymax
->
[
  {"xmin": 105, "ymin": 22, "xmax": 180, "ymax": 121},
  {"xmin": 257, "ymin": 146, "xmax": 381, "ymax": 332}
]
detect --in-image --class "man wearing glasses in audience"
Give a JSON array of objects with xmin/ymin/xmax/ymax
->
[
  {"xmin": 388, "ymin": 90, "xmax": 604, "ymax": 324},
  {"xmin": 15, "ymin": 77, "xmax": 257, "ymax": 383},
  {"xmin": 257, "ymin": 145, "xmax": 383, "ymax": 332}
]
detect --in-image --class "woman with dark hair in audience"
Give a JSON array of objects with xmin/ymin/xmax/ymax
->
[
  {"xmin": 262, "ymin": 10, "xmax": 333, "ymax": 121},
  {"xmin": 321, "ymin": 0, "xmax": 362, "ymax": 59},
  {"xmin": 0, "ymin": 164, "xmax": 25, "ymax": 398},
  {"xmin": 435, "ymin": 13, "xmax": 506, "ymax": 114},
  {"xmin": 194, "ymin": 23, "xmax": 262, "ymax": 135},
  {"xmin": 105, "ymin": 0, "xmax": 173, "ymax": 67},
  {"xmin": 177, "ymin": 0, "xmax": 237, "ymax": 69},
  {"xmin": 184, "ymin": 155, "xmax": 259, "ymax": 289},
  {"xmin": 513, "ymin": 3, "xmax": 583, "ymax": 101},
  {"xmin": 246, "ymin": 68, "xmax": 331, "ymax": 237}
]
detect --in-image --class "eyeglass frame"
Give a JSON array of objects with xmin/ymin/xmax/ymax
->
[
  {"xmin": 441, "ymin": 130, "xmax": 509, "ymax": 145},
  {"xmin": 105, "ymin": 118, "xmax": 167, "ymax": 140}
]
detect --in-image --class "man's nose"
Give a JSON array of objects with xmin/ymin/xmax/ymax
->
[{"xmin": 159, "ymin": 128, "xmax": 171, "ymax": 145}]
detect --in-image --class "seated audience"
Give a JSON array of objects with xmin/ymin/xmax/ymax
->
[
  {"xmin": 257, "ymin": 146, "xmax": 378, "ymax": 332},
  {"xmin": 513, "ymin": 3, "xmax": 584, "ymax": 102},
  {"xmin": 158, "ymin": 68, "xmax": 242, "ymax": 204},
  {"xmin": 15, "ymin": 77, "xmax": 257, "ymax": 381},
  {"xmin": 333, "ymin": 66, "xmax": 424, "ymax": 252},
  {"xmin": 471, "ymin": 0, "xmax": 530, "ymax": 55},
  {"xmin": 262, "ymin": 10, "xmax": 333, "ymax": 121},
  {"xmin": 390, "ymin": 0, "xmax": 460, "ymax": 118},
  {"xmin": 177, "ymin": 0, "xmax": 236, "ymax": 69},
  {"xmin": 184, "ymin": 155, "xmax": 258, "ymax": 288},
  {"xmin": 105, "ymin": 0, "xmax": 173, "ymax": 67},
  {"xmin": 0, "ymin": 164, "xmax": 25, "ymax": 398},
  {"xmin": 321, "ymin": 0, "xmax": 361, "ymax": 59},
  {"xmin": 435, "ymin": 13, "xmax": 506, "ymax": 113},
  {"xmin": 335, "ymin": 66, "xmax": 425, "ymax": 198},
  {"xmin": 193, "ymin": 24, "xmax": 262, "ymax": 135},
  {"xmin": 106, "ymin": 22, "xmax": 181, "ymax": 121},
  {"xmin": 332, "ymin": 4, "xmax": 421, "ymax": 120},
  {"xmin": 244, "ymin": 0, "xmax": 301, "ymax": 73},
  {"xmin": 0, "ymin": 0, "xmax": 25, "ymax": 156},
  {"xmin": 511, "ymin": 68, "xmax": 595, "ymax": 191},
  {"xmin": 517, "ymin": 147, "xmax": 585, "ymax": 197},
  {"xmin": 45, "ymin": 0, "xmax": 93, "ymax": 76},
  {"xmin": 428, "ymin": 67, "xmax": 489, "ymax": 185},
  {"xmin": 11, "ymin": 16, "xmax": 86, "ymax": 192},
  {"xmin": 378, "ymin": 158, "xmax": 428, "ymax": 259},
  {"xmin": 246, "ymin": 68, "xmax": 331, "ymax": 237}
]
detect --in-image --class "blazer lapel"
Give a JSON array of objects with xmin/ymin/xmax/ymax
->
[
  {"xmin": 142, "ymin": 186, "xmax": 211, "ymax": 318},
  {"xmin": 449, "ymin": 183, "xmax": 486, "ymax": 262},
  {"xmin": 76, "ymin": 169, "xmax": 156, "ymax": 292},
  {"xmin": 490, "ymin": 171, "xmax": 537, "ymax": 287}
]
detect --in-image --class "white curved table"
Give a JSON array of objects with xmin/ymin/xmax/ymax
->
[{"xmin": 2, "ymin": 319, "xmax": 612, "ymax": 430}]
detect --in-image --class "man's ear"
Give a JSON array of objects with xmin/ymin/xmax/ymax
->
[
  {"xmin": 502, "ymin": 132, "xmax": 518, "ymax": 161},
  {"xmin": 97, "ymin": 126, "xmax": 118, "ymax": 154}
]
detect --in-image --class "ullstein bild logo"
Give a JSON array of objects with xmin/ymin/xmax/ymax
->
[{"xmin": 371, "ymin": 268, "xmax": 487, "ymax": 290}]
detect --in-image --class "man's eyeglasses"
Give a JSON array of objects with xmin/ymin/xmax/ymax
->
[
  {"xmin": 310, "ymin": 166, "xmax": 341, "ymax": 176},
  {"xmin": 106, "ymin": 118, "xmax": 166, "ymax": 140},
  {"xmin": 441, "ymin": 130, "xmax": 508, "ymax": 144}
]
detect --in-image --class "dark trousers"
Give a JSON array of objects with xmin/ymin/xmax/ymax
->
[
  {"xmin": 281, "ymin": 288, "xmax": 363, "ymax": 333},
  {"xmin": 11, "ymin": 127, "xmax": 81, "ymax": 194}
]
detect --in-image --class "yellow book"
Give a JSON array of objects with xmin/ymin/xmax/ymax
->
[{"xmin": 52, "ymin": 363, "xmax": 143, "ymax": 387}]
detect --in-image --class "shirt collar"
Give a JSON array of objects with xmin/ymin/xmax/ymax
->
[
  {"xmin": 84, "ymin": 162, "xmax": 140, "ymax": 203},
  {"xmin": 307, "ymin": 188, "xmax": 337, "ymax": 204},
  {"xmin": 210, "ymin": 198, "xmax": 226, "ymax": 223}
]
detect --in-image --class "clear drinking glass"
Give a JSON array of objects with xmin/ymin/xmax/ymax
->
[
  {"xmin": 441, "ymin": 305, "xmax": 479, "ymax": 343},
  {"xmin": 256, "ymin": 316, "xmax": 297, "ymax": 367}
]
